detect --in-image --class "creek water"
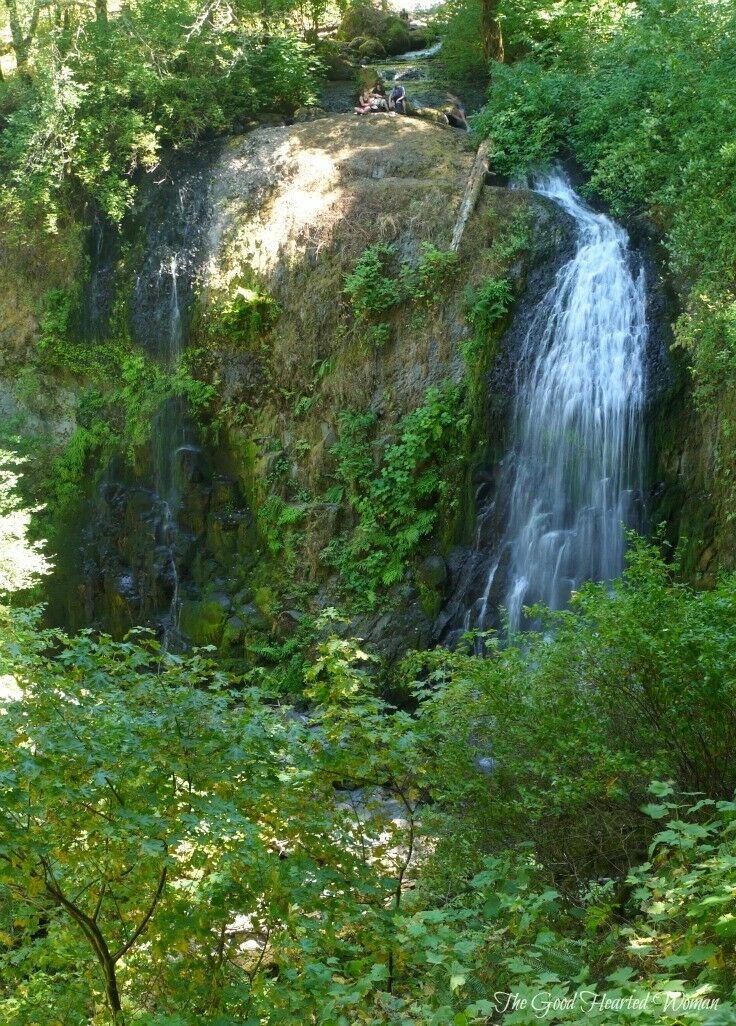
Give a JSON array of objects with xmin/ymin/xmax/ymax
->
[{"xmin": 448, "ymin": 170, "xmax": 648, "ymax": 641}]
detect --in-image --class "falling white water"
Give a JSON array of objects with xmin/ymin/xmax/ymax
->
[{"xmin": 472, "ymin": 170, "xmax": 648, "ymax": 633}]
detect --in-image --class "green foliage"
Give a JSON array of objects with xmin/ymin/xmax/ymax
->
[
  {"xmin": 434, "ymin": 0, "xmax": 487, "ymax": 85},
  {"xmin": 384, "ymin": 18, "xmax": 411, "ymax": 55},
  {"xmin": 4, "ymin": 541, "xmax": 736, "ymax": 1021},
  {"xmin": 474, "ymin": 59, "xmax": 575, "ymax": 173},
  {"xmin": 257, "ymin": 493, "xmax": 305, "ymax": 571},
  {"xmin": 328, "ymin": 409, "xmax": 377, "ymax": 503},
  {"xmin": 210, "ymin": 286, "xmax": 280, "ymax": 347},
  {"xmin": 325, "ymin": 384, "xmax": 469, "ymax": 602},
  {"xmin": 361, "ymin": 321, "xmax": 392, "ymax": 349},
  {"xmin": 414, "ymin": 242, "xmax": 460, "ymax": 303},
  {"xmin": 0, "ymin": 612, "xmax": 424, "ymax": 1024},
  {"xmin": 407, "ymin": 535, "xmax": 736, "ymax": 888},
  {"xmin": 32, "ymin": 283, "xmax": 217, "ymax": 529},
  {"xmin": 0, "ymin": 4, "xmax": 319, "ymax": 232},
  {"xmin": 386, "ymin": 795, "xmax": 736, "ymax": 1024},
  {"xmin": 338, "ymin": 1, "xmax": 388, "ymax": 42},
  {"xmin": 44, "ymin": 419, "xmax": 114, "ymax": 527},
  {"xmin": 462, "ymin": 275, "xmax": 513, "ymax": 365},
  {"xmin": 0, "ymin": 449, "xmax": 51, "ymax": 596},
  {"xmin": 345, "ymin": 242, "xmax": 459, "ymax": 333},
  {"xmin": 343, "ymin": 243, "xmax": 403, "ymax": 320}
]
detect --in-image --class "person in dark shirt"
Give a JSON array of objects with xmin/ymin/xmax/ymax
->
[{"xmin": 370, "ymin": 79, "xmax": 388, "ymax": 111}]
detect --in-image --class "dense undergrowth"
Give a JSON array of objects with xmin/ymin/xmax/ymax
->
[
  {"xmin": 0, "ymin": 1, "xmax": 318, "ymax": 234},
  {"xmin": 2, "ymin": 479, "xmax": 736, "ymax": 1022}
]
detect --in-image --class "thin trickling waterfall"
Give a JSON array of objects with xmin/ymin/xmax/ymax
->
[
  {"xmin": 452, "ymin": 170, "xmax": 648, "ymax": 639},
  {"xmin": 134, "ymin": 176, "xmax": 210, "ymax": 644},
  {"xmin": 69, "ymin": 160, "xmax": 213, "ymax": 642}
]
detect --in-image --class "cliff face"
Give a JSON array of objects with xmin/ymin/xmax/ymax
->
[
  {"xmin": 210, "ymin": 120, "xmax": 562, "ymax": 653},
  {"xmin": 0, "ymin": 113, "xmax": 716, "ymax": 664},
  {"xmin": 202, "ymin": 116, "xmax": 480, "ymax": 447},
  {"xmin": 187, "ymin": 116, "xmax": 557, "ymax": 658}
]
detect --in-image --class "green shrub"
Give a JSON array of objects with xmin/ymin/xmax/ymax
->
[
  {"xmin": 434, "ymin": 0, "xmax": 487, "ymax": 84},
  {"xmin": 0, "ymin": 9, "xmax": 319, "ymax": 231},
  {"xmin": 473, "ymin": 60, "xmax": 575, "ymax": 175},
  {"xmin": 384, "ymin": 18, "xmax": 412, "ymax": 55},
  {"xmin": 344, "ymin": 243, "xmax": 404, "ymax": 320},
  {"xmin": 413, "ymin": 243, "xmax": 460, "ymax": 302},
  {"xmin": 338, "ymin": 1, "xmax": 388, "ymax": 43},
  {"xmin": 213, "ymin": 286, "xmax": 280, "ymax": 347},
  {"xmin": 362, "ymin": 322, "xmax": 392, "ymax": 349},
  {"xmin": 462, "ymin": 276, "xmax": 513, "ymax": 365},
  {"xmin": 408, "ymin": 535, "xmax": 736, "ymax": 887},
  {"xmin": 357, "ymin": 37, "xmax": 386, "ymax": 58},
  {"xmin": 325, "ymin": 384, "xmax": 469, "ymax": 601}
]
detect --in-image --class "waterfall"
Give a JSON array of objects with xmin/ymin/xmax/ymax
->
[
  {"xmin": 132, "ymin": 172, "xmax": 210, "ymax": 645},
  {"xmin": 452, "ymin": 170, "xmax": 648, "ymax": 639},
  {"xmin": 61, "ymin": 158, "xmax": 215, "ymax": 643}
]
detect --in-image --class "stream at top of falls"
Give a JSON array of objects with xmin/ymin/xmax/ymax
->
[{"xmin": 443, "ymin": 169, "xmax": 648, "ymax": 644}]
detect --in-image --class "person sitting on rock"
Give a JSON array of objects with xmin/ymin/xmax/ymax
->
[
  {"xmin": 370, "ymin": 79, "xmax": 388, "ymax": 111},
  {"xmin": 355, "ymin": 89, "xmax": 374, "ymax": 115},
  {"xmin": 389, "ymin": 82, "xmax": 407, "ymax": 114}
]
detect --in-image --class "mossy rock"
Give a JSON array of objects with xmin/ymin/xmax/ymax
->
[
  {"xmin": 293, "ymin": 106, "xmax": 329, "ymax": 122},
  {"xmin": 220, "ymin": 614, "xmax": 246, "ymax": 657},
  {"xmin": 358, "ymin": 38, "xmax": 387, "ymax": 59},
  {"xmin": 179, "ymin": 598, "xmax": 228, "ymax": 646},
  {"xmin": 384, "ymin": 19, "xmax": 411, "ymax": 55},
  {"xmin": 339, "ymin": 3, "xmax": 388, "ymax": 43},
  {"xmin": 356, "ymin": 66, "xmax": 382, "ymax": 92},
  {"xmin": 407, "ymin": 28, "xmax": 432, "ymax": 49}
]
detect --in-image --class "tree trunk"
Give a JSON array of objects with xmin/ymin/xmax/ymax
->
[
  {"xmin": 5, "ymin": 0, "xmax": 30, "ymax": 69},
  {"xmin": 480, "ymin": 0, "xmax": 504, "ymax": 63},
  {"xmin": 3, "ymin": 0, "xmax": 44, "ymax": 73},
  {"xmin": 95, "ymin": 0, "xmax": 108, "ymax": 26}
]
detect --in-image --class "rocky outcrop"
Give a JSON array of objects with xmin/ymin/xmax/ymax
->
[{"xmin": 4, "ymin": 111, "xmax": 712, "ymax": 664}]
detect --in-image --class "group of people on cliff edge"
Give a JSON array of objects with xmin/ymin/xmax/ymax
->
[
  {"xmin": 355, "ymin": 78, "xmax": 407, "ymax": 115},
  {"xmin": 354, "ymin": 77, "xmax": 469, "ymax": 130}
]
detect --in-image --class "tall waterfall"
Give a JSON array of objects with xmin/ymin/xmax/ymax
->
[{"xmin": 457, "ymin": 170, "xmax": 648, "ymax": 637}]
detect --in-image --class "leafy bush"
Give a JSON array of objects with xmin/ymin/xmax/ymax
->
[
  {"xmin": 384, "ymin": 17, "xmax": 412, "ymax": 55},
  {"xmin": 473, "ymin": 60, "xmax": 575, "ymax": 174},
  {"xmin": 344, "ymin": 243, "xmax": 404, "ymax": 320},
  {"xmin": 4, "ymin": 544, "xmax": 736, "ymax": 1021},
  {"xmin": 362, "ymin": 321, "xmax": 392, "ymax": 349},
  {"xmin": 462, "ymin": 275, "xmax": 513, "ymax": 364},
  {"xmin": 414, "ymin": 242, "xmax": 460, "ymax": 302},
  {"xmin": 326, "ymin": 384, "xmax": 469, "ymax": 601},
  {"xmin": 407, "ymin": 536, "xmax": 736, "ymax": 888},
  {"xmin": 212, "ymin": 286, "xmax": 280, "ymax": 347},
  {"xmin": 0, "ymin": 6, "xmax": 319, "ymax": 231},
  {"xmin": 358, "ymin": 37, "xmax": 386, "ymax": 58},
  {"xmin": 434, "ymin": 0, "xmax": 487, "ymax": 84},
  {"xmin": 338, "ymin": 1, "xmax": 388, "ymax": 43}
]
